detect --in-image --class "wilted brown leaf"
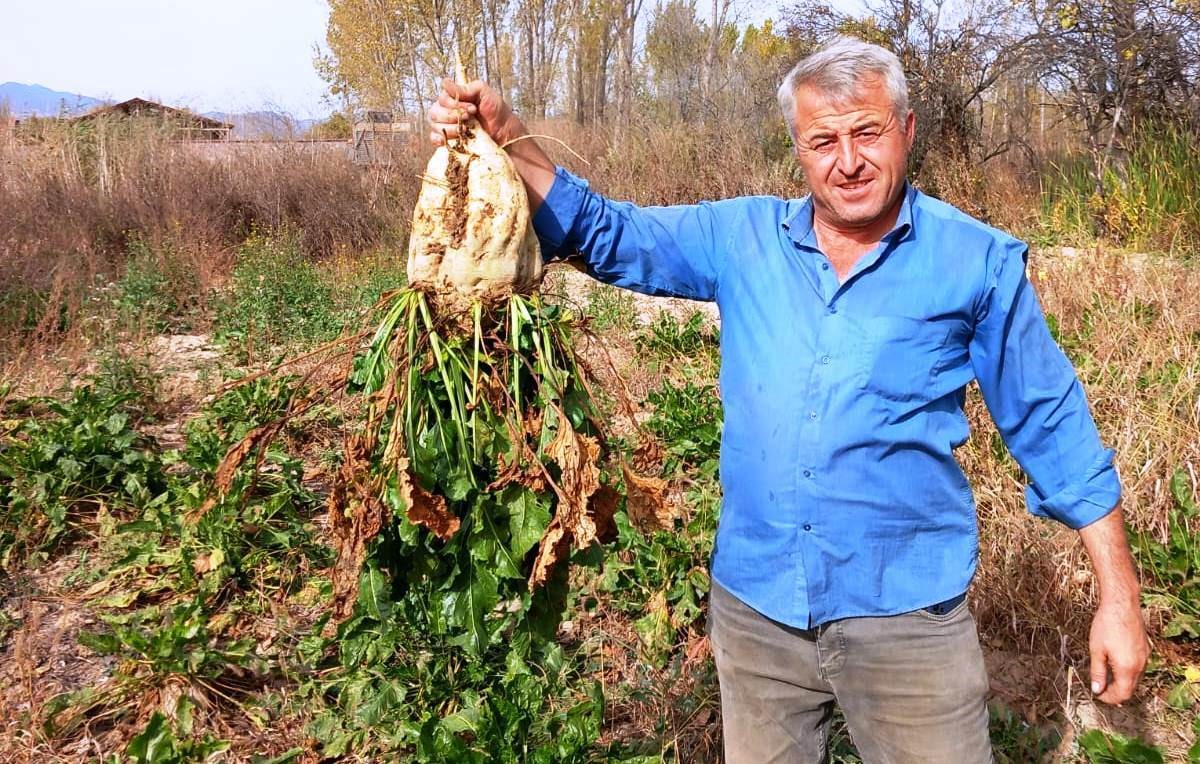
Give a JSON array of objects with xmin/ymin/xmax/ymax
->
[
  {"xmin": 684, "ymin": 635, "xmax": 712, "ymax": 667},
  {"xmin": 186, "ymin": 421, "xmax": 283, "ymax": 524},
  {"xmin": 490, "ymin": 449, "xmax": 548, "ymax": 494},
  {"xmin": 623, "ymin": 463, "xmax": 674, "ymax": 532},
  {"xmin": 632, "ymin": 436, "xmax": 665, "ymax": 473},
  {"xmin": 528, "ymin": 522, "xmax": 571, "ymax": 591},
  {"xmin": 523, "ymin": 410, "xmax": 544, "ymax": 439},
  {"xmin": 590, "ymin": 484, "xmax": 620, "ymax": 544},
  {"xmin": 545, "ymin": 421, "xmax": 601, "ymax": 545},
  {"xmin": 192, "ymin": 548, "xmax": 226, "ymax": 575},
  {"xmin": 328, "ymin": 434, "xmax": 390, "ymax": 622},
  {"xmin": 398, "ymin": 466, "xmax": 460, "ymax": 541}
]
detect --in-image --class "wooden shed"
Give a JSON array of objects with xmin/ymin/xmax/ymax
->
[
  {"xmin": 353, "ymin": 111, "xmax": 417, "ymax": 165},
  {"xmin": 72, "ymin": 98, "xmax": 232, "ymax": 140}
]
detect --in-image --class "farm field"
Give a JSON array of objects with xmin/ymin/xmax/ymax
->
[
  {"xmin": 1, "ymin": 227, "xmax": 1198, "ymax": 761},
  {"xmin": 3, "ymin": 7, "xmax": 1200, "ymax": 746}
]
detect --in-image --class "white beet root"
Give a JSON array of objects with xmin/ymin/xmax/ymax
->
[{"xmin": 407, "ymin": 79, "xmax": 542, "ymax": 301}]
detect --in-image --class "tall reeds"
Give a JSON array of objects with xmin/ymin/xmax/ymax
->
[{"xmin": 1040, "ymin": 123, "xmax": 1200, "ymax": 253}]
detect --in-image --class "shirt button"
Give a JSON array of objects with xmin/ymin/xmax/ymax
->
[
  {"xmin": 820, "ymin": 355, "xmax": 831, "ymax": 365},
  {"xmin": 808, "ymin": 411, "xmax": 818, "ymax": 420},
  {"xmin": 828, "ymin": 306, "xmax": 838, "ymax": 314},
  {"xmin": 803, "ymin": 469, "xmax": 813, "ymax": 478},
  {"xmin": 821, "ymin": 262, "xmax": 830, "ymax": 271},
  {"xmin": 803, "ymin": 523, "xmax": 813, "ymax": 531}
]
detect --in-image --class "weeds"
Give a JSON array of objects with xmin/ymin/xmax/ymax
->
[
  {"xmin": 116, "ymin": 706, "xmax": 231, "ymax": 764},
  {"xmin": 213, "ymin": 232, "xmax": 344, "ymax": 358},
  {"xmin": 0, "ymin": 381, "xmax": 165, "ymax": 568},
  {"xmin": 595, "ymin": 374, "xmax": 722, "ymax": 671},
  {"xmin": 1077, "ymin": 728, "xmax": 1165, "ymax": 763},
  {"xmin": 46, "ymin": 598, "xmax": 266, "ymax": 741},
  {"xmin": 1134, "ymin": 468, "xmax": 1200, "ymax": 639},
  {"xmin": 988, "ymin": 702, "xmax": 1060, "ymax": 763},
  {"xmin": 635, "ymin": 311, "xmax": 719, "ymax": 372},
  {"xmin": 585, "ymin": 283, "xmax": 638, "ymax": 333},
  {"xmin": 644, "ymin": 380, "xmax": 721, "ymax": 477},
  {"xmin": 1039, "ymin": 123, "xmax": 1200, "ymax": 252},
  {"xmin": 1, "ymin": 370, "xmax": 333, "ymax": 756}
]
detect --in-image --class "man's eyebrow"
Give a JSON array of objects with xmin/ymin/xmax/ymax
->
[{"xmin": 852, "ymin": 118, "xmax": 883, "ymax": 130}]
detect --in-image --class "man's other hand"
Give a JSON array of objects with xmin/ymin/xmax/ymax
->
[{"xmin": 1089, "ymin": 597, "xmax": 1149, "ymax": 704}]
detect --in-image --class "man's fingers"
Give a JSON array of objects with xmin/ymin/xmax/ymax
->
[
  {"xmin": 429, "ymin": 104, "xmax": 473, "ymax": 125},
  {"xmin": 1099, "ymin": 658, "xmax": 1141, "ymax": 704},
  {"xmin": 427, "ymin": 98, "xmax": 469, "ymax": 145},
  {"xmin": 436, "ymin": 92, "xmax": 476, "ymax": 115},
  {"xmin": 427, "ymin": 125, "xmax": 462, "ymax": 145},
  {"xmin": 1098, "ymin": 670, "xmax": 1136, "ymax": 704},
  {"xmin": 441, "ymin": 77, "xmax": 483, "ymax": 105},
  {"xmin": 1090, "ymin": 645, "xmax": 1141, "ymax": 704},
  {"xmin": 1089, "ymin": 649, "xmax": 1108, "ymax": 697}
]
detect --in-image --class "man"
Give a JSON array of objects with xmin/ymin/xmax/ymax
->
[{"xmin": 429, "ymin": 36, "xmax": 1148, "ymax": 762}]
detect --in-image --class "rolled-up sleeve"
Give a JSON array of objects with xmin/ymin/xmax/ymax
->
[
  {"xmin": 531, "ymin": 166, "xmax": 742, "ymax": 301},
  {"xmin": 969, "ymin": 238, "xmax": 1121, "ymax": 529}
]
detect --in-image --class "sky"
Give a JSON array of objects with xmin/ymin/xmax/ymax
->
[
  {"xmin": 0, "ymin": 0, "xmax": 832, "ymax": 118},
  {"xmin": 0, "ymin": 0, "xmax": 333, "ymax": 118}
]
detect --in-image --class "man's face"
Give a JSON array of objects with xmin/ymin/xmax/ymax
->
[{"xmin": 791, "ymin": 78, "xmax": 914, "ymax": 234}]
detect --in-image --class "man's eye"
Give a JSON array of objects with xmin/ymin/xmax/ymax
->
[
  {"xmin": 855, "ymin": 131, "xmax": 880, "ymax": 142},
  {"xmin": 813, "ymin": 140, "xmax": 835, "ymax": 151}
]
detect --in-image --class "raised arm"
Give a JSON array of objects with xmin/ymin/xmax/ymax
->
[{"xmin": 427, "ymin": 79, "xmax": 745, "ymax": 302}]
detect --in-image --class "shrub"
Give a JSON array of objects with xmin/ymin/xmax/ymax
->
[{"xmin": 213, "ymin": 232, "xmax": 343, "ymax": 357}]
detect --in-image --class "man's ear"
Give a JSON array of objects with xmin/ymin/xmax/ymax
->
[{"xmin": 904, "ymin": 110, "xmax": 916, "ymax": 148}]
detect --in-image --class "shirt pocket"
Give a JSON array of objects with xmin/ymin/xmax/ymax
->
[{"xmin": 857, "ymin": 316, "xmax": 953, "ymax": 403}]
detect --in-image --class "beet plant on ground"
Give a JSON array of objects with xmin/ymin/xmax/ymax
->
[
  {"xmin": 201, "ymin": 65, "xmax": 650, "ymax": 760},
  {"xmin": 328, "ymin": 288, "xmax": 618, "ymax": 652}
]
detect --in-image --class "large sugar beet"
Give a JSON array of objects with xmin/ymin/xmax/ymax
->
[{"xmin": 406, "ymin": 117, "xmax": 543, "ymax": 300}]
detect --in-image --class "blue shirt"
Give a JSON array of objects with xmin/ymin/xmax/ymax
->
[{"xmin": 532, "ymin": 167, "xmax": 1121, "ymax": 628}]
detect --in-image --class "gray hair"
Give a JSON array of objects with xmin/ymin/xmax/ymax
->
[{"xmin": 777, "ymin": 36, "xmax": 909, "ymax": 139}]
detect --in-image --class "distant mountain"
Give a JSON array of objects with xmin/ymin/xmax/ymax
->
[
  {"xmin": 0, "ymin": 82, "xmax": 103, "ymax": 116},
  {"xmin": 203, "ymin": 110, "xmax": 320, "ymax": 139}
]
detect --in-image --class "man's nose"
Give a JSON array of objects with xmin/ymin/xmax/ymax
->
[{"xmin": 835, "ymin": 135, "xmax": 863, "ymax": 175}]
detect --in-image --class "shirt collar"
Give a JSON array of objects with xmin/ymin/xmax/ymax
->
[{"xmin": 781, "ymin": 182, "xmax": 916, "ymax": 247}]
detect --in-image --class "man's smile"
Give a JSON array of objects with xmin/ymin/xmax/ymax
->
[{"xmin": 836, "ymin": 177, "xmax": 874, "ymax": 195}]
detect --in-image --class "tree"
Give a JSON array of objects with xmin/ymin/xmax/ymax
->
[
  {"xmin": 568, "ymin": 0, "xmax": 620, "ymax": 124},
  {"xmin": 306, "ymin": 112, "xmax": 354, "ymax": 139},
  {"xmin": 317, "ymin": 0, "xmax": 423, "ymax": 114},
  {"xmin": 512, "ymin": 0, "xmax": 572, "ymax": 119},
  {"xmin": 645, "ymin": 0, "xmax": 709, "ymax": 119},
  {"xmin": 611, "ymin": 0, "xmax": 644, "ymax": 128},
  {"xmin": 318, "ymin": 0, "xmax": 496, "ymax": 119},
  {"xmin": 1029, "ymin": 0, "xmax": 1200, "ymax": 199}
]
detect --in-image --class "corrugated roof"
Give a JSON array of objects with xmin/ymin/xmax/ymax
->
[{"xmin": 72, "ymin": 98, "xmax": 233, "ymax": 130}]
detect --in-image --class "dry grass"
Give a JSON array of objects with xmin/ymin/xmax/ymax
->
[
  {"xmin": 0, "ymin": 117, "xmax": 422, "ymax": 362},
  {"xmin": 966, "ymin": 247, "xmax": 1200, "ymax": 705},
  {"xmin": 528, "ymin": 116, "xmax": 800, "ymax": 203}
]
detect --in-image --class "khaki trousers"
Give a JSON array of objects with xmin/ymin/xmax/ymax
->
[{"xmin": 707, "ymin": 582, "xmax": 993, "ymax": 764}]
